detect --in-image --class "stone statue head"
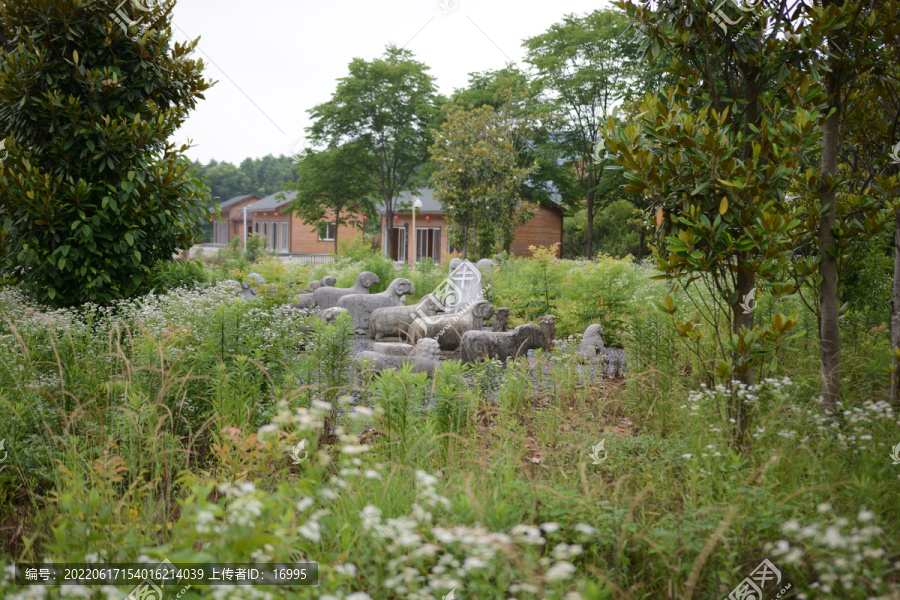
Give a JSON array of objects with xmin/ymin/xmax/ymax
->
[
  {"xmin": 355, "ymin": 271, "xmax": 380, "ymax": 290},
  {"xmin": 321, "ymin": 276, "xmax": 337, "ymax": 287},
  {"xmin": 449, "ymin": 258, "xmax": 462, "ymax": 273},
  {"xmin": 390, "ymin": 278, "xmax": 415, "ymax": 298},
  {"xmin": 414, "ymin": 338, "xmax": 441, "ymax": 360},
  {"xmin": 472, "ymin": 301, "xmax": 495, "ymax": 323}
]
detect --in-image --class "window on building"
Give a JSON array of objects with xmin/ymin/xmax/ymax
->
[
  {"xmin": 281, "ymin": 222, "xmax": 289, "ymax": 252},
  {"xmin": 270, "ymin": 222, "xmax": 277, "ymax": 250},
  {"xmin": 318, "ymin": 222, "xmax": 337, "ymax": 241}
]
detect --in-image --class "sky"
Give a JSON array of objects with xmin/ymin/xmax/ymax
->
[{"xmin": 166, "ymin": 0, "xmax": 611, "ymax": 166}]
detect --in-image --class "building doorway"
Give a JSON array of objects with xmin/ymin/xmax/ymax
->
[
  {"xmin": 388, "ymin": 227, "xmax": 406, "ymax": 262},
  {"xmin": 415, "ymin": 227, "xmax": 441, "ymax": 263}
]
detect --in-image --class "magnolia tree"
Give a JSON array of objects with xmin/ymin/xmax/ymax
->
[{"xmin": 0, "ymin": 0, "xmax": 210, "ymax": 306}]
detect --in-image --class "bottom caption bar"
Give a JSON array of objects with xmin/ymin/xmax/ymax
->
[{"xmin": 13, "ymin": 561, "xmax": 319, "ymax": 586}]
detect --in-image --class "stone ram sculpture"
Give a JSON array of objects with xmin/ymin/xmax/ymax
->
[
  {"xmin": 312, "ymin": 271, "xmax": 379, "ymax": 310},
  {"xmin": 404, "ymin": 300, "xmax": 495, "ymax": 351},
  {"xmin": 460, "ymin": 323, "xmax": 552, "ymax": 364},
  {"xmin": 368, "ymin": 294, "xmax": 443, "ymax": 342},
  {"xmin": 338, "ymin": 278, "xmax": 414, "ymax": 335},
  {"xmin": 356, "ymin": 338, "xmax": 442, "ymax": 378}
]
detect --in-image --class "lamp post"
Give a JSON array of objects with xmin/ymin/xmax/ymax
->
[
  {"xmin": 411, "ymin": 196, "xmax": 422, "ymax": 267},
  {"xmin": 243, "ymin": 206, "xmax": 248, "ymax": 253}
]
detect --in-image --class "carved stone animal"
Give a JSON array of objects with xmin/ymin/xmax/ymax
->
[
  {"xmin": 356, "ymin": 338, "xmax": 442, "ymax": 378},
  {"xmin": 338, "ymin": 278, "xmax": 414, "ymax": 334},
  {"xmin": 404, "ymin": 301, "xmax": 495, "ymax": 351},
  {"xmin": 460, "ymin": 323, "xmax": 552, "ymax": 364},
  {"xmin": 575, "ymin": 324, "xmax": 606, "ymax": 362},
  {"xmin": 293, "ymin": 276, "xmax": 338, "ymax": 307},
  {"xmin": 368, "ymin": 294, "xmax": 443, "ymax": 342},
  {"xmin": 372, "ymin": 342, "xmax": 414, "ymax": 356},
  {"xmin": 318, "ymin": 307, "xmax": 348, "ymax": 324},
  {"xmin": 540, "ymin": 315, "xmax": 556, "ymax": 344},
  {"xmin": 492, "ymin": 307, "xmax": 510, "ymax": 332},
  {"xmin": 241, "ymin": 273, "xmax": 265, "ymax": 300},
  {"xmin": 313, "ymin": 271, "xmax": 379, "ymax": 309}
]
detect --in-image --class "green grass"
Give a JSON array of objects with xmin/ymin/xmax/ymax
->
[{"xmin": 0, "ymin": 255, "xmax": 897, "ymax": 600}]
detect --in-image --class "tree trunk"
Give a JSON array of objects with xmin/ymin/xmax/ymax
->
[
  {"xmin": 818, "ymin": 66, "xmax": 842, "ymax": 412},
  {"xmin": 384, "ymin": 197, "xmax": 394, "ymax": 260},
  {"xmin": 892, "ymin": 209, "xmax": 900, "ymax": 407},
  {"xmin": 462, "ymin": 214, "xmax": 469, "ymax": 259},
  {"xmin": 333, "ymin": 208, "xmax": 340, "ymax": 254},
  {"xmin": 638, "ymin": 228, "xmax": 645, "ymax": 262},
  {"xmin": 585, "ymin": 190, "xmax": 594, "ymax": 259}
]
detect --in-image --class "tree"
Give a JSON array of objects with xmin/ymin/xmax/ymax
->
[
  {"xmin": 282, "ymin": 142, "xmax": 378, "ymax": 253},
  {"xmin": 608, "ymin": 0, "xmax": 818, "ymax": 449},
  {"xmin": 308, "ymin": 45, "xmax": 438, "ymax": 259},
  {"xmin": 0, "ymin": 0, "xmax": 210, "ymax": 306},
  {"xmin": 429, "ymin": 104, "xmax": 537, "ymax": 259},
  {"xmin": 204, "ymin": 161, "xmax": 253, "ymax": 202},
  {"xmin": 524, "ymin": 9, "xmax": 642, "ymax": 259},
  {"xmin": 447, "ymin": 66, "xmax": 575, "ymax": 224}
]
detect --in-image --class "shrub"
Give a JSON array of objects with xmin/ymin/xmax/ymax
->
[{"xmin": 0, "ymin": 0, "xmax": 211, "ymax": 307}]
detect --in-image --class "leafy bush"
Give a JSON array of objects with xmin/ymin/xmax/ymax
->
[
  {"xmin": 145, "ymin": 258, "xmax": 207, "ymax": 293},
  {"xmin": 0, "ymin": 0, "xmax": 211, "ymax": 307}
]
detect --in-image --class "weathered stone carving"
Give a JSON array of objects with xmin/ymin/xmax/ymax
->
[
  {"xmin": 241, "ymin": 272, "xmax": 265, "ymax": 300},
  {"xmin": 460, "ymin": 323, "xmax": 552, "ymax": 364},
  {"xmin": 476, "ymin": 258, "xmax": 493, "ymax": 274},
  {"xmin": 404, "ymin": 300, "xmax": 495, "ymax": 351},
  {"xmin": 445, "ymin": 259, "xmax": 483, "ymax": 314},
  {"xmin": 540, "ymin": 315, "xmax": 556, "ymax": 346},
  {"xmin": 313, "ymin": 271, "xmax": 379, "ymax": 309},
  {"xmin": 318, "ymin": 307, "xmax": 348, "ymax": 324},
  {"xmin": 371, "ymin": 342, "xmax": 414, "ymax": 356},
  {"xmin": 293, "ymin": 276, "xmax": 338, "ymax": 307},
  {"xmin": 575, "ymin": 324, "xmax": 606, "ymax": 362},
  {"xmin": 356, "ymin": 338, "xmax": 443, "ymax": 377},
  {"xmin": 369, "ymin": 294, "xmax": 442, "ymax": 342},
  {"xmin": 338, "ymin": 278, "xmax": 414, "ymax": 334},
  {"xmin": 492, "ymin": 307, "xmax": 510, "ymax": 332}
]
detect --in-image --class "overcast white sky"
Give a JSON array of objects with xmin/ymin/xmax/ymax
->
[{"xmin": 166, "ymin": 0, "xmax": 612, "ymax": 166}]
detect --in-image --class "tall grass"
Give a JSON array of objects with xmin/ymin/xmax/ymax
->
[{"xmin": 0, "ymin": 254, "xmax": 898, "ymax": 600}]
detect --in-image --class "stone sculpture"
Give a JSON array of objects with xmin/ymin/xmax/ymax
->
[
  {"xmin": 319, "ymin": 307, "xmax": 348, "ymax": 325},
  {"xmin": 337, "ymin": 278, "xmax": 414, "ymax": 334},
  {"xmin": 476, "ymin": 258, "xmax": 493, "ymax": 274},
  {"xmin": 445, "ymin": 259, "xmax": 483, "ymax": 314},
  {"xmin": 241, "ymin": 272, "xmax": 265, "ymax": 300},
  {"xmin": 540, "ymin": 315, "xmax": 556, "ymax": 345},
  {"xmin": 492, "ymin": 307, "xmax": 510, "ymax": 332},
  {"xmin": 404, "ymin": 300, "xmax": 495, "ymax": 351},
  {"xmin": 313, "ymin": 271, "xmax": 379, "ymax": 310},
  {"xmin": 575, "ymin": 324, "xmax": 606, "ymax": 362},
  {"xmin": 368, "ymin": 294, "xmax": 443, "ymax": 342},
  {"xmin": 293, "ymin": 276, "xmax": 338, "ymax": 308},
  {"xmin": 371, "ymin": 342, "xmax": 414, "ymax": 356},
  {"xmin": 460, "ymin": 323, "xmax": 552, "ymax": 364},
  {"xmin": 356, "ymin": 338, "xmax": 443, "ymax": 378}
]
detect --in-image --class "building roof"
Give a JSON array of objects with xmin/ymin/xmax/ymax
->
[
  {"xmin": 229, "ymin": 191, "xmax": 297, "ymax": 221},
  {"xmin": 209, "ymin": 194, "xmax": 260, "ymax": 213},
  {"xmin": 377, "ymin": 188, "xmax": 563, "ymax": 214}
]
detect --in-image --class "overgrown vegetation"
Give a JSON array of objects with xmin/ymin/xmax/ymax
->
[{"xmin": 0, "ymin": 252, "xmax": 896, "ymax": 599}]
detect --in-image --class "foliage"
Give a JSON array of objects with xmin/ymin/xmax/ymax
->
[
  {"xmin": 308, "ymin": 45, "xmax": 439, "ymax": 259},
  {"xmin": 0, "ymin": 256, "xmax": 899, "ymax": 598},
  {"xmin": 430, "ymin": 104, "xmax": 538, "ymax": 259},
  {"xmin": 145, "ymin": 258, "xmax": 207, "ymax": 293},
  {"xmin": 243, "ymin": 232, "xmax": 269, "ymax": 263},
  {"xmin": 284, "ymin": 142, "xmax": 378, "ymax": 253},
  {"xmin": 0, "ymin": 0, "xmax": 211, "ymax": 307},
  {"xmin": 563, "ymin": 199, "xmax": 640, "ymax": 259},
  {"xmin": 523, "ymin": 9, "xmax": 643, "ymax": 258}
]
